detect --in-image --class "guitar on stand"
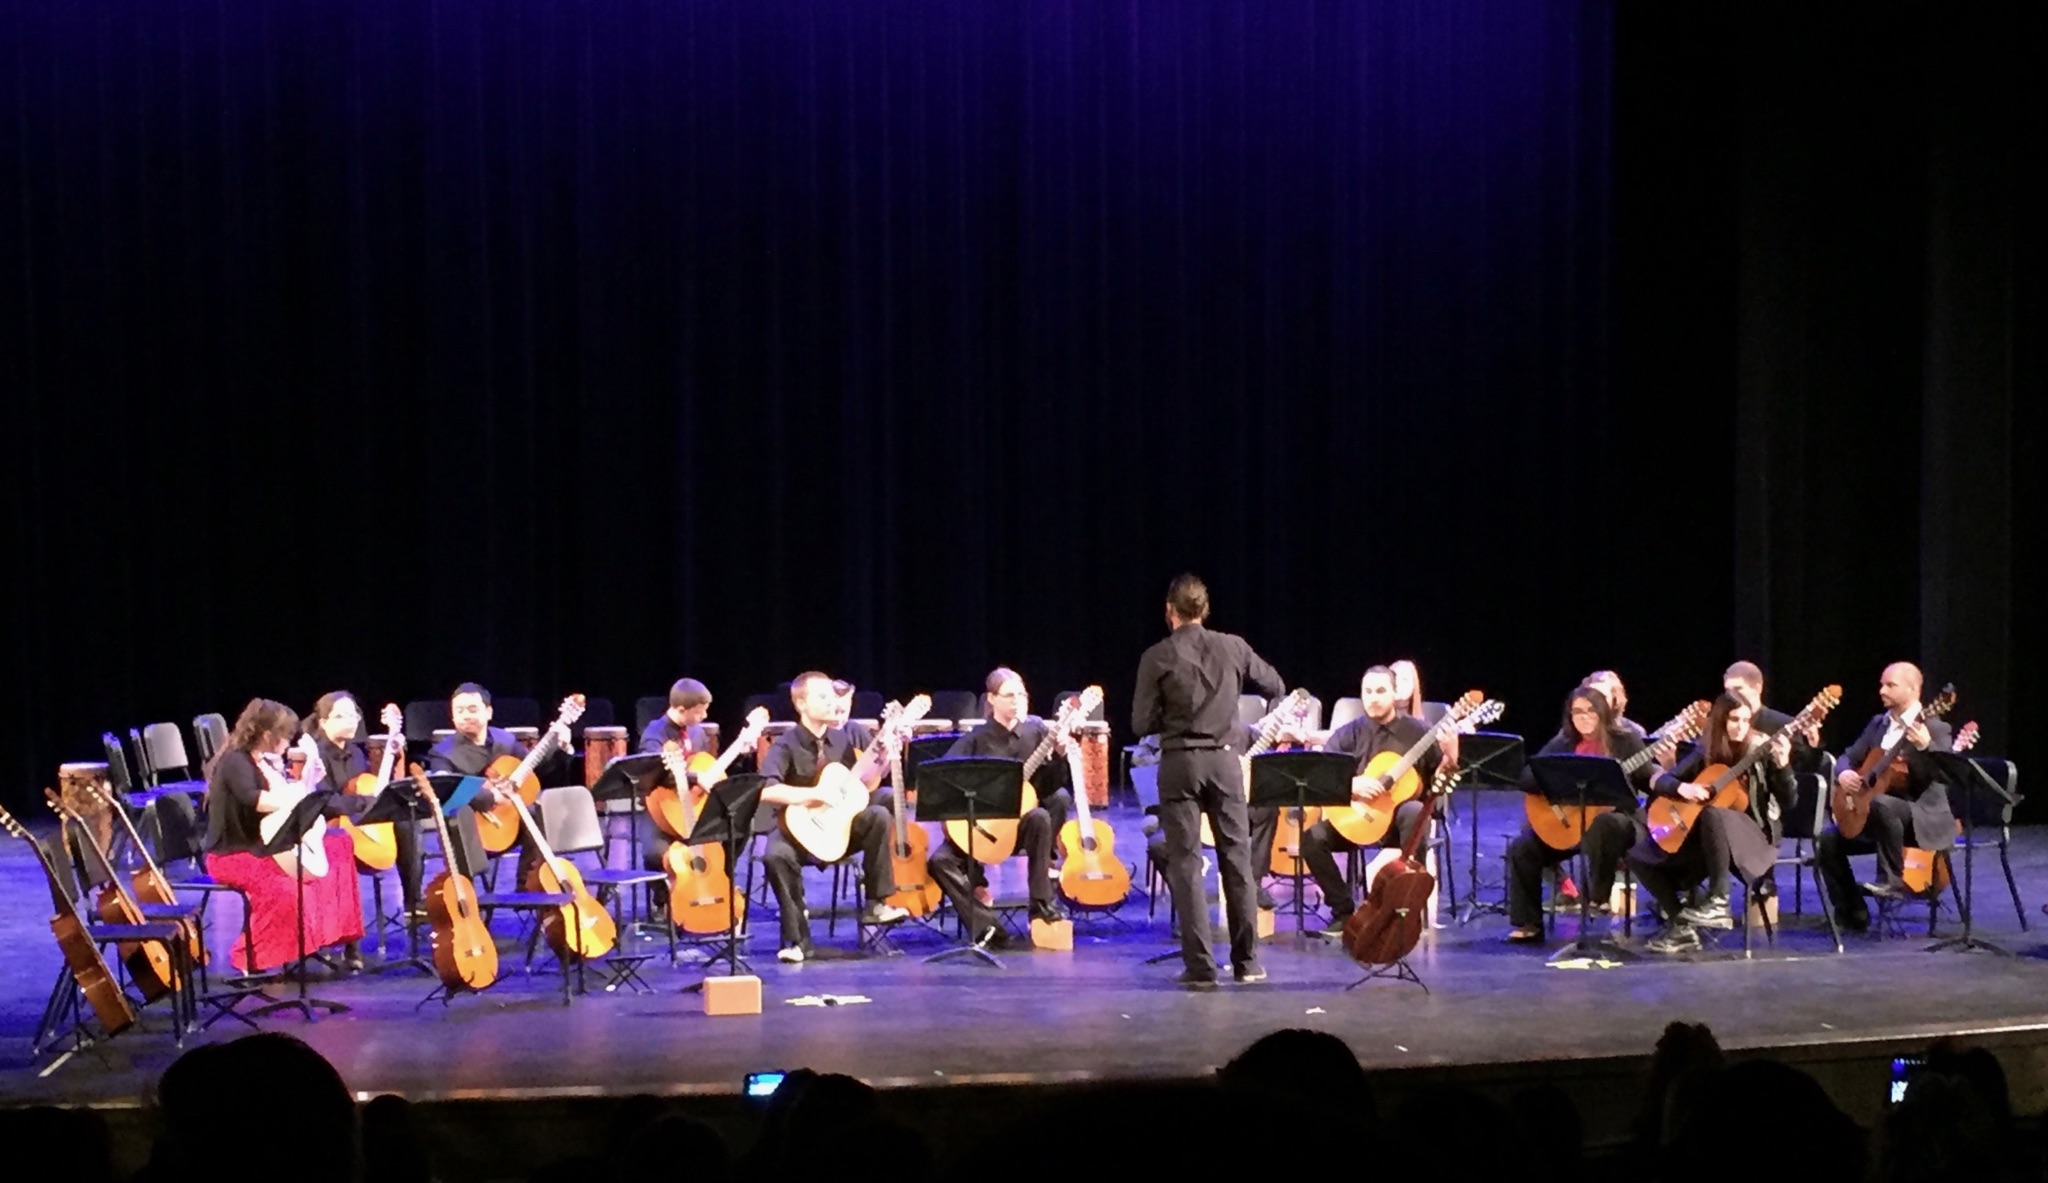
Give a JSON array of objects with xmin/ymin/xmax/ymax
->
[
  {"xmin": 1526, "ymin": 701, "xmax": 1710, "ymax": 852},
  {"xmin": 1057, "ymin": 687, "xmax": 1130, "ymax": 909},
  {"xmin": 45, "ymin": 789, "xmax": 178, "ymax": 1002},
  {"xmin": 338, "ymin": 703, "xmax": 405, "ymax": 871},
  {"xmin": 0, "ymin": 804, "xmax": 137, "ymax": 1048},
  {"xmin": 1342, "ymin": 758, "xmax": 1456, "ymax": 991},
  {"xmin": 783, "ymin": 695, "xmax": 932, "ymax": 863},
  {"xmin": 79, "ymin": 777, "xmax": 207, "ymax": 969},
  {"xmin": 410, "ymin": 766, "xmax": 499, "ymax": 996},
  {"xmin": 883, "ymin": 701, "xmax": 944, "ymax": 918}
]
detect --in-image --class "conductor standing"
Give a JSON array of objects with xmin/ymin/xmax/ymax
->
[{"xmin": 1133, "ymin": 574, "xmax": 1286, "ymax": 987}]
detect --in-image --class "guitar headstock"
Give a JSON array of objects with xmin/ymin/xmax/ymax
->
[
  {"xmin": 1057, "ymin": 686, "xmax": 1106, "ymax": 732},
  {"xmin": 1448, "ymin": 690, "xmax": 1485, "ymax": 722},
  {"xmin": 42, "ymin": 786, "xmax": 71, "ymax": 820},
  {"xmin": 1662, "ymin": 700, "xmax": 1713, "ymax": 746},
  {"xmin": 381, "ymin": 702, "xmax": 404, "ymax": 734},
  {"xmin": 0, "ymin": 802, "xmax": 27, "ymax": 839},
  {"xmin": 408, "ymin": 763, "xmax": 442, "ymax": 811},
  {"xmin": 1924, "ymin": 684, "xmax": 1957, "ymax": 721},
  {"xmin": 895, "ymin": 694, "xmax": 933, "ymax": 728},
  {"xmin": 738, "ymin": 706, "xmax": 772, "ymax": 739},
  {"xmin": 555, "ymin": 694, "xmax": 588, "ymax": 729},
  {"xmin": 1952, "ymin": 721, "xmax": 1979, "ymax": 754},
  {"xmin": 1458, "ymin": 700, "xmax": 1505, "ymax": 732},
  {"xmin": 1801, "ymin": 684, "xmax": 1843, "ymax": 726}
]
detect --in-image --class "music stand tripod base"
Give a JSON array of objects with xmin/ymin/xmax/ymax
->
[
  {"xmin": 1346, "ymin": 959, "xmax": 1428, "ymax": 993},
  {"xmin": 1920, "ymin": 751, "xmax": 2015, "ymax": 957},
  {"xmin": 914, "ymin": 756, "xmax": 1026, "ymax": 969},
  {"xmin": 1524, "ymin": 756, "xmax": 1639, "ymax": 967}
]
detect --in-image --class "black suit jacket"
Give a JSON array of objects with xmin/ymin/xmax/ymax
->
[{"xmin": 1833, "ymin": 711, "xmax": 1955, "ymax": 846}]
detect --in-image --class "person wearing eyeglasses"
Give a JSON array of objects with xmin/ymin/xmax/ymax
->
[
  {"xmin": 925, "ymin": 668, "xmax": 1074, "ymax": 944},
  {"xmin": 1500, "ymin": 685, "xmax": 1648, "ymax": 944}
]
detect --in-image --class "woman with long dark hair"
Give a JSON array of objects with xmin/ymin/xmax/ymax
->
[
  {"xmin": 1500, "ymin": 686, "xmax": 1648, "ymax": 943},
  {"xmin": 1629, "ymin": 691, "xmax": 1794, "ymax": 954},
  {"xmin": 202, "ymin": 698, "xmax": 365, "ymax": 974}
]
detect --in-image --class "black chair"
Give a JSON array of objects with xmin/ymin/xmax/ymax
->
[
  {"xmin": 850, "ymin": 689, "xmax": 886, "ymax": 720},
  {"xmin": 403, "ymin": 701, "xmax": 446, "ymax": 747},
  {"xmin": 1755, "ymin": 756, "xmax": 1843, "ymax": 955},
  {"xmin": 634, "ymin": 696, "xmax": 668, "ymax": 741},
  {"xmin": 928, "ymin": 690, "xmax": 980, "ymax": 724},
  {"xmin": 192, "ymin": 713, "xmax": 229, "ymax": 765},
  {"xmin": 574, "ymin": 696, "xmax": 617, "ymax": 734},
  {"xmin": 745, "ymin": 690, "xmax": 798, "ymax": 724},
  {"xmin": 104, "ymin": 732, "xmax": 152, "ymax": 811},
  {"xmin": 493, "ymin": 697, "xmax": 542, "ymax": 729},
  {"xmin": 149, "ymin": 794, "xmax": 267, "ymax": 1011},
  {"xmin": 141, "ymin": 723, "xmax": 208, "ymax": 798}
]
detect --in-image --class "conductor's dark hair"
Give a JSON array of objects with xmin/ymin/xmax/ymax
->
[{"xmin": 1166, "ymin": 574, "xmax": 1209, "ymax": 622}]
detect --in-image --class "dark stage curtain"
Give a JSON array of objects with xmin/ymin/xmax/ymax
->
[{"xmin": 2, "ymin": 1, "xmax": 1618, "ymax": 804}]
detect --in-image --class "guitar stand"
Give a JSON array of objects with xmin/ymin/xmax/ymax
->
[{"xmin": 1346, "ymin": 958, "xmax": 1428, "ymax": 993}]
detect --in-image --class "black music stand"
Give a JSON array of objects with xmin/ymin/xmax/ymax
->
[
  {"xmin": 678, "ymin": 774, "xmax": 767, "ymax": 987},
  {"xmin": 915, "ymin": 756, "xmax": 1025, "ymax": 967},
  {"xmin": 1453, "ymin": 732, "xmax": 1524, "ymax": 924},
  {"xmin": 592, "ymin": 752, "xmax": 668, "ymax": 935},
  {"xmin": 1524, "ymin": 755, "xmax": 1638, "ymax": 966},
  {"xmin": 354, "ymin": 780, "xmax": 439, "ymax": 977},
  {"xmin": 251, "ymin": 792, "xmax": 351, "ymax": 1021},
  {"xmin": 1919, "ymin": 751, "xmax": 2013, "ymax": 957},
  {"xmin": 1249, "ymin": 752, "xmax": 1357, "ymax": 943}
]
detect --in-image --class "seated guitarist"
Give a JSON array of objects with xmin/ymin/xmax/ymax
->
[
  {"xmin": 1501, "ymin": 685, "xmax": 1648, "ymax": 944},
  {"xmin": 1299, "ymin": 666, "xmax": 1448, "ymax": 938},
  {"xmin": 424, "ymin": 683, "xmax": 550, "ymax": 878},
  {"xmin": 1629, "ymin": 692, "xmax": 1795, "ymax": 953},
  {"xmin": 308, "ymin": 692, "xmax": 413, "ymax": 969},
  {"xmin": 758, "ymin": 671, "xmax": 909, "ymax": 963},
  {"xmin": 1815, "ymin": 662, "xmax": 1954, "ymax": 933},
  {"xmin": 926, "ymin": 668, "xmax": 1071, "ymax": 944},
  {"xmin": 637, "ymin": 678, "xmax": 720, "ymax": 869}
]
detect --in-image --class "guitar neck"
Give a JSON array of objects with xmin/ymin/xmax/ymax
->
[
  {"xmin": 506, "ymin": 792, "xmax": 562, "ymax": 868},
  {"xmin": 1377, "ymin": 716, "xmax": 1454, "ymax": 782},
  {"xmin": 55, "ymin": 800, "xmax": 148, "ymax": 914},
  {"xmin": 1066, "ymin": 745, "xmax": 1093, "ymax": 828},
  {"xmin": 372, "ymin": 730, "xmax": 400, "ymax": 789},
  {"xmin": 660, "ymin": 748, "xmax": 703, "ymax": 834},
  {"xmin": 94, "ymin": 784, "xmax": 172, "ymax": 883},
  {"xmin": 504, "ymin": 730, "xmax": 560, "ymax": 787}
]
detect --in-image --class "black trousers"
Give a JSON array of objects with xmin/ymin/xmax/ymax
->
[
  {"xmin": 926, "ymin": 794, "xmax": 1062, "ymax": 932},
  {"xmin": 1815, "ymin": 793, "xmax": 1915, "ymax": 922},
  {"xmin": 1300, "ymin": 801, "xmax": 1424, "ymax": 918},
  {"xmin": 761, "ymin": 801, "xmax": 897, "ymax": 948},
  {"xmin": 391, "ymin": 817, "xmax": 424, "ymax": 908},
  {"xmin": 1157, "ymin": 749, "xmax": 1259, "ymax": 974},
  {"xmin": 1629, "ymin": 809, "xmax": 1732, "ymax": 920},
  {"xmin": 1504, "ymin": 810, "xmax": 1635, "ymax": 928}
]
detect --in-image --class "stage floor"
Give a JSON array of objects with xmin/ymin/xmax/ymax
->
[{"xmin": 7, "ymin": 793, "xmax": 2048, "ymax": 1126}]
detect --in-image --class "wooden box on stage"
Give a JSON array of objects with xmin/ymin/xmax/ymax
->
[
  {"xmin": 1077, "ymin": 722, "xmax": 1110, "ymax": 807},
  {"xmin": 1030, "ymin": 918, "xmax": 1074, "ymax": 951},
  {"xmin": 701, "ymin": 974, "xmax": 762, "ymax": 1016}
]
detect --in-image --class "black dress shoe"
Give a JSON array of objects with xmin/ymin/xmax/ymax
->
[
  {"xmin": 1030, "ymin": 900, "xmax": 1067, "ymax": 924},
  {"xmin": 1175, "ymin": 968, "xmax": 1220, "ymax": 989},
  {"xmin": 1860, "ymin": 880, "xmax": 1903, "ymax": 900},
  {"xmin": 1233, "ymin": 961, "xmax": 1268, "ymax": 983},
  {"xmin": 1256, "ymin": 888, "xmax": 1277, "ymax": 910}
]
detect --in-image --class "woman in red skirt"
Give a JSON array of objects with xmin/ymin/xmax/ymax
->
[{"xmin": 203, "ymin": 698, "xmax": 365, "ymax": 974}]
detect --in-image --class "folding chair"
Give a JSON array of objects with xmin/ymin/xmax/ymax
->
[
  {"xmin": 450, "ymin": 808, "xmax": 576, "ymax": 1004},
  {"xmin": 539, "ymin": 786, "xmax": 671, "ymax": 983}
]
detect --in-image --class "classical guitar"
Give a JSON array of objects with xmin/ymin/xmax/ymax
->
[
  {"xmin": 45, "ymin": 789, "xmax": 176, "ymax": 1002},
  {"xmin": 658, "ymin": 728, "xmax": 758, "ymax": 936},
  {"xmin": 476, "ymin": 696, "xmax": 585, "ymax": 854},
  {"xmin": 1647, "ymin": 685, "xmax": 1842, "ymax": 854},
  {"xmin": 879, "ymin": 702, "xmax": 943, "ymax": 917},
  {"xmin": 649, "ymin": 707, "xmax": 770, "ymax": 842},
  {"xmin": 1900, "ymin": 721, "xmax": 1978, "ymax": 895},
  {"xmin": 80, "ymin": 777, "xmax": 207, "ymax": 967},
  {"xmin": 1342, "ymin": 756, "xmax": 1454, "ymax": 969},
  {"xmin": 1324, "ymin": 691, "xmax": 1487, "ymax": 846},
  {"xmin": 337, "ymin": 703, "xmax": 404, "ymax": 871},
  {"xmin": 410, "ymin": 765, "xmax": 498, "ymax": 992},
  {"xmin": 0, "ymin": 804, "xmax": 136, "ymax": 1036},
  {"xmin": 785, "ymin": 695, "xmax": 932, "ymax": 863},
  {"xmin": 1525, "ymin": 701, "xmax": 1710, "ymax": 852},
  {"xmin": 1832, "ymin": 684, "xmax": 1956, "ymax": 840},
  {"xmin": 1206, "ymin": 688, "xmax": 1310, "ymax": 849},
  {"xmin": 1057, "ymin": 688, "xmax": 1131, "ymax": 908},
  {"xmin": 499, "ymin": 746, "xmax": 618, "ymax": 962},
  {"xmin": 945, "ymin": 689, "xmax": 1100, "ymax": 864}
]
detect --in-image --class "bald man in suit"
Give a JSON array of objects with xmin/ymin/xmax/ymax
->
[{"xmin": 1814, "ymin": 662, "xmax": 1954, "ymax": 932}]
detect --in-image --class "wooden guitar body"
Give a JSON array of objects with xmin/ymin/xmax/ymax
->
[
  {"xmin": 1342, "ymin": 854, "xmax": 1433, "ymax": 966},
  {"xmin": 425, "ymin": 869, "xmax": 499, "ymax": 991},
  {"xmin": 478, "ymin": 752, "xmax": 543, "ymax": 854},
  {"xmin": 782, "ymin": 761, "xmax": 874, "ymax": 863},
  {"xmin": 1644, "ymin": 766, "xmax": 1749, "ymax": 855},
  {"xmin": 1832, "ymin": 687, "xmax": 1952, "ymax": 840},
  {"xmin": 95, "ymin": 885, "xmax": 177, "ymax": 1001},
  {"xmin": 1057, "ymin": 817, "xmax": 1132, "ymax": 907},
  {"xmin": 1526, "ymin": 797, "xmax": 1615, "ymax": 853},
  {"xmin": 1324, "ymin": 755, "xmax": 1424, "ymax": 846},
  {"xmin": 54, "ymin": 909, "xmax": 137, "ymax": 1035},
  {"xmin": 944, "ymin": 783, "xmax": 1039, "ymax": 864},
  {"xmin": 883, "ymin": 819, "xmax": 942, "ymax": 917},
  {"xmin": 340, "ymin": 770, "xmax": 399, "ymax": 871},
  {"xmin": 528, "ymin": 857, "xmax": 617, "ymax": 960},
  {"xmin": 665, "ymin": 840, "xmax": 750, "ymax": 934}
]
